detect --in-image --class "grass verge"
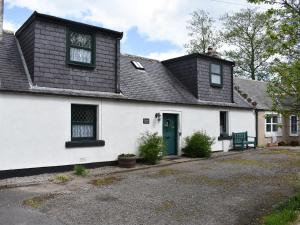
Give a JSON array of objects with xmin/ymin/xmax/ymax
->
[
  {"xmin": 262, "ymin": 192, "xmax": 300, "ymax": 225},
  {"xmin": 90, "ymin": 176, "xmax": 122, "ymax": 186},
  {"xmin": 54, "ymin": 174, "xmax": 70, "ymax": 184},
  {"xmin": 23, "ymin": 193, "xmax": 58, "ymax": 209},
  {"xmin": 148, "ymin": 168, "xmax": 183, "ymax": 178}
]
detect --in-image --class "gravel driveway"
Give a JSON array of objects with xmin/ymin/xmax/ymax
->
[{"xmin": 1, "ymin": 149, "xmax": 300, "ymax": 225}]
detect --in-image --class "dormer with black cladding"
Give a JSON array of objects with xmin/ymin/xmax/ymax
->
[
  {"xmin": 16, "ymin": 12, "xmax": 123, "ymax": 93},
  {"xmin": 162, "ymin": 53, "xmax": 235, "ymax": 103}
]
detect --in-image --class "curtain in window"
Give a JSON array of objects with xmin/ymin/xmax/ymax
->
[
  {"xmin": 211, "ymin": 74, "xmax": 221, "ymax": 84},
  {"xmin": 70, "ymin": 47, "xmax": 92, "ymax": 64},
  {"xmin": 71, "ymin": 105, "xmax": 96, "ymax": 140},
  {"xmin": 72, "ymin": 124, "xmax": 94, "ymax": 138}
]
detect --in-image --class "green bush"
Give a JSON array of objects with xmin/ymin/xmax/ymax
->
[
  {"xmin": 139, "ymin": 132, "xmax": 166, "ymax": 165},
  {"xmin": 278, "ymin": 141, "xmax": 286, "ymax": 146},
  {"xmin": 74, "ymin": 165, "xmax": 88, "ymax": 177},
  {"xmin": 290, "ymin": 141, "xmax": 299, "ymax": 146},
  {"xmin": 182, "ymin": 131, "xmax": 215, "ymax": 158}
]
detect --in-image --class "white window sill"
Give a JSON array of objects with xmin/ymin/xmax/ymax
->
[{"xmin": 265, "ymin": 133, "xmax": 282, "ymax": 138}]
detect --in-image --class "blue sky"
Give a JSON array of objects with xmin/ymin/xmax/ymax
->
[{"xmin": 3, "ymin": 0, "xmax": 262, "ymax": 60}]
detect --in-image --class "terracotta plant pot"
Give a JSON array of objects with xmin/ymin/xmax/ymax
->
[
  {"xmin": 118, "ymin": 154, "xmax": 136, "ymax": 168},
  {"xmin": 267, "ymin": 142, "xmax": 278, "ymax": 147}
]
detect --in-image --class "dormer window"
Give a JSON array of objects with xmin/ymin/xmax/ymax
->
[
  {"xmin": 67, "ymin": 30, "xmax": 95, "ymax": 67},
  {"xmin": 131, "ymin": 61, "xmax": 144, "ymax": 70},
  {"xmin": 210, "ymin": 63, "xmax": 222, "ymax": 87}
]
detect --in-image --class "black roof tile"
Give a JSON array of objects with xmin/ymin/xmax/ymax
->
[
  {"xmin": 234, "ymin": 78, "xmax": 272, "ymax": 110},
  {"xmin": 0, "ymin": 32, "xmax": 29, "ymax": 91}
]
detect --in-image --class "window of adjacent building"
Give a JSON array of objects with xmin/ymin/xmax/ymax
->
[
  {"xmin": 265, "ymin": 114, "xmax": 282, "ymax": 137},
  {"xmin": 210, "ymin": 63, "xmax": 222, "ymax": 86},
  {"xmin": 290, "ymin": 115, "xmax": 298, "ymax": 136},
  {"xmin": 67, "ymin": 30, "xmax": 95, "ymax": 66},
  {"xmin": 71, "ymin": 104, "xmax": 97, "ymax": 141},
  {"xmin": 220, "ymin": 111, "xmax": 228, "ymax": 136}
]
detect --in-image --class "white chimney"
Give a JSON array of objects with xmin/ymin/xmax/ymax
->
[{"xmin": 0, "ymin": 0, "xmax": 3, "ymax": 40}]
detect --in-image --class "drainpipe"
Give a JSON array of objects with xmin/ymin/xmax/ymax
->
[
  {"xmin": 231, "ymin": 65, "xmax": 234, "ymax": 103},
  {"xmin": 255, "ymin": 109, "xmax": 258, "ymax": 146},
  {"xmin": 0, "ymin": 0, "xmax": 3, "ymax": 41}
]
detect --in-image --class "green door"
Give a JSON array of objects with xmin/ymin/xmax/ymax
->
[{"xmin": 163, "ymin": 114, "xmax": 178, "ymax": 155}]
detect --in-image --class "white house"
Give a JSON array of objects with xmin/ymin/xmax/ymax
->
[{"xmin": 0, "ymin": 9, "xmax": 255, "ymax": 177}]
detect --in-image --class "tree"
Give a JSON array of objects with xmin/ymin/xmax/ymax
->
[
  {"xmin": 249, "ymin": 0, "xmax": 300, "ymax": 115},
  {"xmin": 267, "ymin": 60, "xmax": 300, "ymax": 116},
  {"xmin": 248, "ymin": 0, "xmax": 299, "ymax": 59},
  {"xmin": 221, "ymin": 8, "xmax": 276, "ymax": 80},
  {"xmin": 185, "ymin": 10, "xmax": 220, "ymax": 54}
]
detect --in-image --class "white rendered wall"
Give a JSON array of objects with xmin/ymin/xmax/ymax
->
[{"xmin": 0, "ymin": 93, "xmax": 255, "ymax": 170}]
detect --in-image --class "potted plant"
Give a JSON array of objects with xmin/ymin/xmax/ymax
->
[{"xmin": 118, "ymin": 154, "xmax": 136, "ymax": 168}]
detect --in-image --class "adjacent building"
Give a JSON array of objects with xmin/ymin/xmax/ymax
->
[{"xmin": 235, "ymin": 78, "xmax": 299, "ymax": 146}]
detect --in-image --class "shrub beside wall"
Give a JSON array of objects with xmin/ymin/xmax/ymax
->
[
  {"xmin": 182, "ymin": 131, "xmax": 215, "ymax": 158},
  {"xmin": 138, "ymin": 132, "xmax": 166, "ymax": 164}
]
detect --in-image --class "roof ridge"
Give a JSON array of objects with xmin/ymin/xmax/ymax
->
[
  {"xmin": 234, "ymin": 77, "xmax": 268, "ymax": 84},
  {"xmin": 16, "ymin": 11, "xmax": 123, "ymax": 38},
  {"xmin": 121, "ymin": 53, "xmax": 161, "ymax": 62},
  {"xmin": 3, "ymin": 30, "xmax": 14, "ymax": 34}
]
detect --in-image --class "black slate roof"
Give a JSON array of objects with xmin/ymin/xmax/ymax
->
[
  {"xmin": 0, "ymin": 32, "xmax": 252, "ymax": 109},
  {"xmin": 0, "ymin": 32, "xmax": 29, "ymax": 91},
  {"xmin": 120, "ymin": 54, "xmax": 252, "ymax": 108},
  {"xmin": 234, "ymin": 78, "xmax": 272, "ymax": 110},
  {"xmin": 120, "ymin": 54, "xmax": 198, "ymax": 104}
]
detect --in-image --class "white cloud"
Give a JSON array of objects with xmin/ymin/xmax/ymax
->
[
  {"xmin": 5, "ymin": 0, "xmax": 260, "ymax": 47},
  {"xmin": 145, "ymin": 48, "xmax": 186, "ymax": 61},
  {"xmin": 5, "ymin": 0, "xmax": 270, "ymax": 60},
  {"xmin": 3, "ymin": 20, "xmax": 18, "ymax": 31}
]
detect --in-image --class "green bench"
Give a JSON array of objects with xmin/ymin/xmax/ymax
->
[{"xmin": 232, "ymin": 132, "xmax": 256, "ymax": 150}]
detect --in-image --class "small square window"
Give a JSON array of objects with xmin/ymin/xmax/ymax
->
[
  {"xmin": 67, "ymin": 30, "xmax": 95, "ymax": 67},
  {"xmin": 71, "ymin": 104, "xmax": 97, "ymax": 141},
  {"xmin": 210, "ymin": 63, "xmax": 222, "ymax": 86}
]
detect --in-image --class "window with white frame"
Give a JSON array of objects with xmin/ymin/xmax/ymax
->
[
  {"xmin": 265, "ymin": 114, "xmax": 281, "ymax": 136},
  {"xmin": 290, "ymin": 115, "xmax": 298, "ymax": 136}
]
